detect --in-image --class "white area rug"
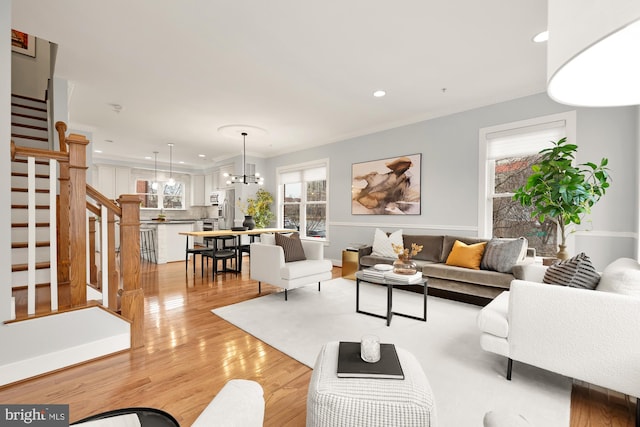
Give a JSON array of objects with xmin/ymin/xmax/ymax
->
[{"xmin": 213, "ymin": 278, "xmax": 571, "ymax": 426}]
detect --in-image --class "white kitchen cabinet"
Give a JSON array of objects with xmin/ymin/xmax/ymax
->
[
  {"xmin": 96, "ymin": 165, "xmax": 131, "ymax": 200},
  {"xmin": 190, "ymin": 174, "xmax": 206, "ymax": 206},
  {"xmin": 204, "ymin": 174, "xmax": 213, "ymax": 203}
]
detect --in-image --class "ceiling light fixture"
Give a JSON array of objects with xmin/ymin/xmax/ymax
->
[
  {"xmin": 152, "ymin": 151, "xmax": 159, "ymax": 190},
  {"xmin": 547, "ymin": 0, "xmax": 640, "ymax": 106},
  {"xmin": 373, "ymin": 90, "xmax": 386, "ymax": 97},
  {"xmin": 224, "ymin": 132, "xmax": 264, "ymax": 185},
  {"xmin": 167, "ymin": 143, "xmax": 175, "ymax": 186}
]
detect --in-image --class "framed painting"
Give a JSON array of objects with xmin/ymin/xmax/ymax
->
[
  {"xmin": 11, "ymin": 29, "xmax": 36, "ymax": 57},
  {"xmin": 352, "ymin": 153, "xmax": 421, "ymax": 215}
]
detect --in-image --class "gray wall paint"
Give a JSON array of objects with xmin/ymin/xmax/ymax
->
[{"xmin": 264, "ymin": 92, "xmax": 638, "ymax": 271}]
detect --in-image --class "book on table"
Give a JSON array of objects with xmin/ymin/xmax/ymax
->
[
  {"xmin": 337, "ymin": 341, "xmax": 405, "ymax": 380},
  {"xmin": 361, "ymin": 269, "xmax": 423, "ymax": 284}
]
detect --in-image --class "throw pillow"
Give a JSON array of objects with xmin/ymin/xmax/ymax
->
[
  {"xmin": 445, "ymin": 240, "xmax": 488, "ymax": 270},
  {"xmin": 480, "ymin": 237, "xmax": 528, "ymax": 273},
  {"xmin": 371, "ymin": 228, "xmax": 403, "ymax": 258},
  {"xmin": 275, "ymin": 233, "xmax": 306, "ymax": 262},
  {"xmin": 596, "ymin": 258, "xmax": 640, "ymax": 297},
  {"xmin": 542, "ymin": 252, "xmax": 600, "ymax": 290}
]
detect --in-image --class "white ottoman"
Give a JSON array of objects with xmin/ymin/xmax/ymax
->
[{"xmin": 306, "ymin": 341, "xmax": 437, "ymax": 427}]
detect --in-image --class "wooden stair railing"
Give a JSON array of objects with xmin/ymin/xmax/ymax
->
[{"xmin": 11, "ymin": 126, "xmax": 144, "ymax": 348}]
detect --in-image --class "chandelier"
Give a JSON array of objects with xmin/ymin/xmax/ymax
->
[{"xmin": 224, "ymin": 132, "xmax": 264, "ymax": 185}]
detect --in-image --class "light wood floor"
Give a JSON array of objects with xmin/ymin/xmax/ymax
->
[{"xmin": 0, "ymin": 259, "xmax": 635, "ymax": 426}]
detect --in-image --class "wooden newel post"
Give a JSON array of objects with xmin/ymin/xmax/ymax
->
[
  {"xmin": 118, "ymin": 194, "xmax": 144, "ymax": 348},
  {"xmin": 67, "ymin": 134, "xmax": 89, "ymax": 307}
]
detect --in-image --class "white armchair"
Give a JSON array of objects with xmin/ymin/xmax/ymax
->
[
  {"xmin": 250, "ymin": 234, "xmax": 333, "ymax": 301},
  {"xmin": 477, "ymin": 258, "xmax": 640, "ymax": 427}
]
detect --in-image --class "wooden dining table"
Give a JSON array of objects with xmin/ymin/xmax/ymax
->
[{"xmin": 179, "ymin": 228, "xmax": 296, "ymax": 274}]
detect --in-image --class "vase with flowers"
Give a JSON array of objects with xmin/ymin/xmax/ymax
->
[{"xmin": 391, "ymin": 243, "xmax": 423, "ymax": 275}]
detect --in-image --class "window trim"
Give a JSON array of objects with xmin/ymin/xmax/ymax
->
[
  {"xmin": 136, "ymin": 178, "xmax": 186, "ymax": 210},
  {"xmin": 276, "ymin": 158, "xmax": 330, "ymax": 241},
  {"xmin": 478, "ymin": 111, "xmax": 577, "ymax": 250}
]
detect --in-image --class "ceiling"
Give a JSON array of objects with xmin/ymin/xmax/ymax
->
[{"xmin": 11, "ymin": 0, "xmax": 549, "ymax": 170}]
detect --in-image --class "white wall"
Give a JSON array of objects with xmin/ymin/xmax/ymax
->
[
  {"xmin": 11, "ymin": 36, "xmax": 49, "ymax": 100},
  {"xmin": 1, "ymin": 0, "xmax": 13, "ymax": 320},
  {"xmin": 264, "ymin": 92, "xmax": 638, "ymax": 271}
]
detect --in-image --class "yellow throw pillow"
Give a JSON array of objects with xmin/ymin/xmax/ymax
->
[{"xmin": 445, "ymin": 240, "xmax": 487, "ymax": 270}]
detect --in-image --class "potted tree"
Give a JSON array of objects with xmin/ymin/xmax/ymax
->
[
  {"xmin": 513, "ymin": 137, "xmax": 610, "ymax": 260},
  {"xmin": 240, "ymin": 188, "xmax": 275, "ymax": 229}
]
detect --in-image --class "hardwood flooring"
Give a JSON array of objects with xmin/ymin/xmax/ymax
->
[{"xmin": 0, "ymin": 259, "xmax": 635, "ymax": 426}]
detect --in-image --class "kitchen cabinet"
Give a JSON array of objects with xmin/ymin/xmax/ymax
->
[
  {"xmin": 190, "ymin": 174, "xmax": 206, "ymax": 206},
  {"xmin": 96, "ymin": 165, "xmax": 131, "ymax": 200}
]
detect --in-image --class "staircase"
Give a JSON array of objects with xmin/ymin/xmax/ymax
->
[{"xmin": 1, "ymin": 94, "xmax": 141, "ymax": 387}]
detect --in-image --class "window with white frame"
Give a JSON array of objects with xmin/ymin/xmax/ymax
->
[
  {"xmin": 135, "ymin": 178, "xmax": 185, "ymax": 210},
  {"xmin": 479, "ymin": 112, "xmax": 575, "ymax": 257},
  {"xmin": 278, "ymin": 160, "xmax": 328, "ymax": 239}
]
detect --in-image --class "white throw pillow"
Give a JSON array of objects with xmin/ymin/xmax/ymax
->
[
  {"xmin": 371, "ymin": 229, "xmax": 403, "ymax": 258},
  {"xmin": 596, "ymin": 258, "xmax": 640, "ymax": 297}
]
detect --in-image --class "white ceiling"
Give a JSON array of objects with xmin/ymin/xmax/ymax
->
[{"xmin": 11, "ymin": 0, "xmax": 549, "ymax": 170}]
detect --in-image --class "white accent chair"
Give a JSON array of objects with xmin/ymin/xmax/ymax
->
[
  {"xmin": 250, "ymin": 233, "xmax": 333, "ymax": 301},
  {"xmin": 477, "ymin": 260, "xmax": 640, "ymax": 427}
]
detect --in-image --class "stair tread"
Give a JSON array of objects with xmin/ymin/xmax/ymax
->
[
  {"xmin": 11, "ymin": 133, "xmax": 48, "ymax": 142},
  {"xmin": 11, "ymin": 122, "xmax": 48, "ymax": 131},
  {"xmin": 12, "ymin": 262, "xmax": 51, "ymax": 272},
  {"xmin": 11, "ymin": 204, "xmax": 50, "ymax": 209},
  {"xmin": 11, "ymin": 102, "xmax": 47, "ymax": 112},
  {"xmin": 11, "ymin": 188, "xmax": 50, "ymax": 193},
  {"xmin": 12, "ymin": 241, "xmax": 51, "ymax": 248},
  {"xmin": 12, "ymin": 94, "xmax": 46, "ymax": 104},
  {"xmin": 12, "ymin": 222, "xmax": 50, "ymax": 228},
  {"xmin": 11, "ymin": 172, "xmax": 50, "ymax": 179},
  {"xmin": 11, "ymin": 112, "xmax": 48, "ymax": 122},
  {"xmin": 12, "ymin": 158, "xmax": 51, "ymax": 166}
]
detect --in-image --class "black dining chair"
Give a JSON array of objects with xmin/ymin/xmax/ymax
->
[{"xmin": 202, "ymin": 235, "xmax": 238, "ymax": 278}]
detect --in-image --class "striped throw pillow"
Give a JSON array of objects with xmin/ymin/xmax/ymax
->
[
  {"xmin": 543, "ymin": 252, "xmax": 600, "ymax": 290},
  {"xmin": 275, "ymin": 233, "xmax": 307, "ymax": 262}
]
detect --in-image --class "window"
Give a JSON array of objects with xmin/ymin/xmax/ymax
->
[
  {"xmin": 278, "ymin": 160, "xmax": 328, "ymax": 239},
  {"xmin": 135, "ymin": 179, "xmax": 185, "ymax": 210},
  {"xmin": 479, "ymin": 112, "xmax": 576, "ymax": 257}
]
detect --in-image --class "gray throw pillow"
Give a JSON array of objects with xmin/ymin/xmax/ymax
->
[
  {"xmin": 543, "ymin": 252, "xmax": 600, "ymax": 290},
  {"xmin": 480, "ymin": 237, "xmax": 527, "ymax": 273},
  {"xmin": 275, "ymin": 233, "xmax": 306, "ymax": 262}
]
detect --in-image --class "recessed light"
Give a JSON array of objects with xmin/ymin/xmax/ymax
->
[
  {"xmin": 533, "ymin": 30, "xmax": 549, "ymax": 43},
  {"xmin": 179, "ymin": 161, "xmax": 185, "ymax": 164},
  {"xmin": 373, "ymin": 90, "xmax": 386, "ymax": 97},
  {"xmin": 94, "ymin": 150, "xmax": 103, "ymax": 154},
  {"xmin": 144, "ymin": 156, "xmax": 152, "ymax": 160},
  {"xmin": 198, "ymin": 154, "xmax": 206, "ymax": 158}
]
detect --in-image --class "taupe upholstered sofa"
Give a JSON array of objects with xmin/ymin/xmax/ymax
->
[{"xmin": 358, "ymin": 234, "xmax": 536, "ymax": 304}]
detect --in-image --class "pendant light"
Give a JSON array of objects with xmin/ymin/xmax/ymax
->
[
  {"xmin": 224, "ymin": 132, "xmax": 264, "ymax": 185},
  {"xmin": 151, "ymin": 151, "xmax": 159, "ymax": 190},
  {"xmin": 167, "ymin": 143, "xmax": 175, "ymax": 186}
]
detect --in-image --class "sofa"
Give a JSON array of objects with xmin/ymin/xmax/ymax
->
[
  {"xmin": 477, "ymin": 258, "xmax": 640, "ymax": 427},
  {"xmin": 358, "ymin": 232, "xmax": 536, "ymax": 303}
]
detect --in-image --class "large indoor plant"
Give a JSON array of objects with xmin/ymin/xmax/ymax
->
[
  {"xmin": 512, "ymin": 137, "xmax": 610, "ymax": 260},
  {"xmin": 240, "ymin": 188, "xmax": 275, "ymax": 229}
]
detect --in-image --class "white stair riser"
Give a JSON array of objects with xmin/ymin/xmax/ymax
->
[
  {"xmin": 11, "ymin": 209, "xmax": 51, "ymax": 223},
  {"xmin": 11, "ymin": 114, "xmax": 47, "ymax": 128},
  {"xmin": 11, "ymin": 192, "xmax": 51, "ymax": 206},
  {"xmin": 11, "ymin": 125, "xmax": 48, "ymax": 139},
  {"xmin": 11, "ymin": 96, "xmax": 46, "ymax": 109},
  {"xmin": 12, "ymin": 227, "xmax": 51, "ymax": 242},
  {"xmin": 12, "ymin": 246, "xmax": 51, "ymax": 264},
  {"xmin": 12, "ymin": 268, "xmax": 52, "ymax": 287},
  {"xmin": 11, "ymin": 174, "xmax": 51, "ymax": 188},
  {"xmin": 11, "ymin": 161, "xmax": 51, "ymax": 175},
  {"xmin": 11, "ymin": 105, "xmax": 47, "ymax": 119},
  {"xmin": 10, "ymin": 137, "xmax": 50, "ymax": 150}
]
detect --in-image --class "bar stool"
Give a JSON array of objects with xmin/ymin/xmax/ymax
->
[
  {"xmin": 203, "ymin": 235, "xmax": 238, "ymax": 278},
  {"xmin": 139, "ymin": 228, "xmax": 157, "ymax": 263}
]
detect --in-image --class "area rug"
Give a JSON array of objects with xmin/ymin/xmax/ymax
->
[{"xmin": 212, "ymin": 278, "xmax": 571, "ymax": 426}]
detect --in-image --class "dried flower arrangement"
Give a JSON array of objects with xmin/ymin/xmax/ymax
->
[{"xmin": 392, "ymin": 243, "xmax": 423, "ymax": 260}]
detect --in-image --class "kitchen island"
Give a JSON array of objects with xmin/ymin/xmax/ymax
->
[{"xmin": 142, "ymin": 220, "xmax": 196, "ymax": 264}]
